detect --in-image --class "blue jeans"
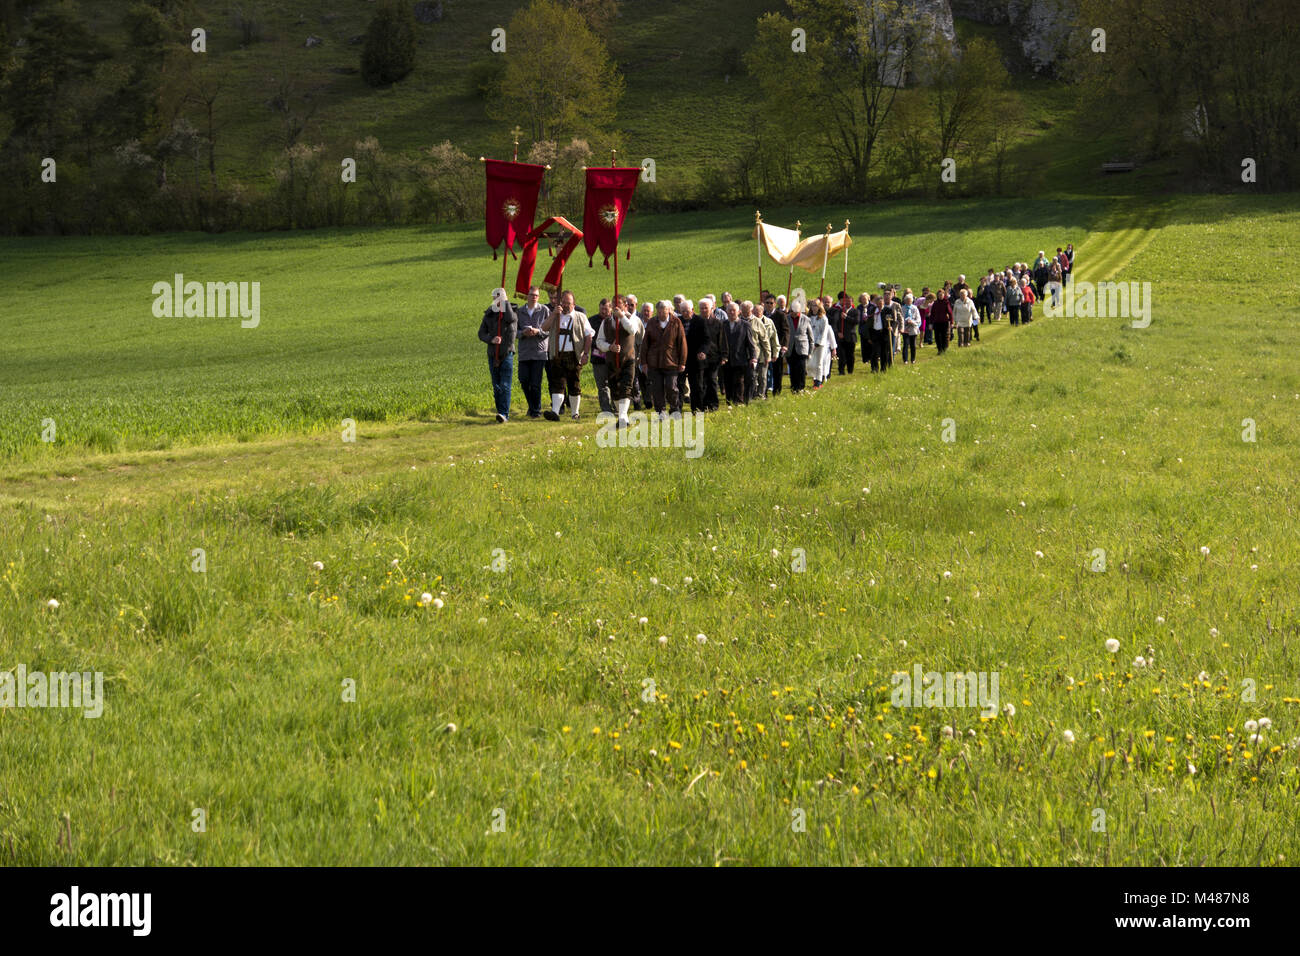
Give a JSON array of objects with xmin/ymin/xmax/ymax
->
[{"xmin": 489, "ymin": 354, "xmax": 513, "ymax": 418}]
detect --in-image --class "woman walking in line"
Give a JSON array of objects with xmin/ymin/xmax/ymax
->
[
  {"xmin": 952, "ymin": 287, "xmax": 977, "ymax": 347},
  {"xmin": 900, "ymin": 293, "xmax": 921, "ymax": 365}
]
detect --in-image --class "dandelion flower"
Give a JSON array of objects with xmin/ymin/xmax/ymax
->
[
  {"xmin": 1187, "ymin": 762, "xmax": 1197, "ymax": 775},
  {"xmin": 638, "ymin": 616, "xmax": 648, "ymax": 625},
  {"xmin": 649, "ymin": 577, "xmax": 658, "ymax": 586},
  {"xmin": 311, "ymin": 561, "xmax": 324, "ymax": 571},
  {"xmin": 420, "ymin": 592, "xmax": 433, "ymax": 606},
  {"xmin": 943, "ymin": 570, "xmax": 952, "ymax": 579},
  {"xmin": 1034, "ymin": 550, "xmax": 1044, "ymax": 559},
  {"xmin": 1003, "ymin": 703, "xmax": 1016, "ymax": 717},
  {"xmin": 1063, "ymin": 730, "xmax": 1076, "ymax": 744},
  {"xmin": 1200, "ymin": 546, "xmax": 1210, "ymax": 555},
  {"xmin": 696, "ymin": 633, "xmax": 707, "ymax": 645},
  {"xmin": 1244, "ymin": 720, "xmax": 1258, "ymax": 733},
  {"xmin": 941, "ymin": 726, "xmax": 954, "ymax": 739},
  {"xmin": 445, "ymin": 723, "xmax": 457, "ymax": 733},
  {"xmin": 1258, "ymin": 717, "xmax": 1272, "ymax": 730},
  {"xmin": 683, "ymin": 576, "xmax": 693, "ymax": 585},
  {"xmin": 771, "ymin": 549, "xmax": 780, "ymax": 558},
  {"xmin": 1134, "ymin": 656, "xmax": 1147, "ymax": 668},
  {"xmin": 1197, "ymin": 671, "xmax": 1210, "ymax": 683},
  {"xmin": 1249, "ymin": 733, "xmax": 1263, "ymax": 744},
  {"xmin": 390, "ymin": 558, "xmax": 400, "ymax": 568},
  {"xmin": 1105, "ymin": 638, "xmax": 1120, "ymax": 653},
  {"xmin": 1156, "ymin": 615, "xmax": 1165, "ymax": 624},
  {"xmin": 432, "ymin": 598, "xmax": 444, "ymax": 610},
  {"xmin": 1209, "ymin": 627, "xmax": 1219, "ymax": 638},
  {"xmin": 46, "ymin": 598, "xmax": 60, "ymax": 610},
  {"xmin": 658, "ymin": 635, "xmax": 668, "ymax": 646}
]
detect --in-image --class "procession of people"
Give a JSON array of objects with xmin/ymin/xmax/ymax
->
[{"xmin": 477, "ymin": 245, "xmax": 1074, "ymax": 425}]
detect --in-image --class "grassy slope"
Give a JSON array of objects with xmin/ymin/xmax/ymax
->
[{"xmin": 2, "ymin": 194, "xmax": 1299, "ymax": 864}]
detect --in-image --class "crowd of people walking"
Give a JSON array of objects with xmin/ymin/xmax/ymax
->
[{"xmin": 477, "ymin": 245, "xmax": 1074, "ymax": 426}]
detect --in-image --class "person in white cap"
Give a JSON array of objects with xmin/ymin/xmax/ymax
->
[{"xmin": 477, "ymin": 287, "xmax": 517, "ymax": 423}]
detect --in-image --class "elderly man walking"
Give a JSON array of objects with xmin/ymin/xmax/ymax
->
[
  {"xmin": 642, "ymin": 299, "xmax": 688, "ymax": 418},
  {"xmin": 719, "ymin": 302, "xmax": 756, "ymax": 405}
]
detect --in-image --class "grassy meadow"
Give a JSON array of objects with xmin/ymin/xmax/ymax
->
[{"xmin": 2, "ymin": 193, "xmax": 1299, "ymax": 864}]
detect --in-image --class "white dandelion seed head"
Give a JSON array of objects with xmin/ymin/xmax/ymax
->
[
  {"xmin": 1249, "ymin": 733, "xmax": 1263, "ymax": 744},
  {"xmin": 432, "ymin": 597, "xmax": 444, "ymax": 609},
  {"xmin": 390, "ymin": 558, "xmax": 400, "ymax": 567},
  {"xmin": 638, "ymin": 616, "xmax": 648, "ymax": 625},
  {"xmin": 1034, "ymin": 550, "xmax": 1044, "ymax": 559},
  {"xmin": 1244, "ymin": 719, "xmax": 1259, "ymax": 733},
  {"xmin": 1105, "ymin": 639, "xmax": 1120, "ymax": 653},
  {"xmin": 683, "ymin": 576, "xmax": 693, "ymax": 585},
  {"xmin": 1133, "ymin": 656, "xmax": 1147, "ymax": 668},
  {"xmin": 420, "ymin": 592, "xmax": 433, "ymax": 606},
  {"xmin": 941, "ymin": 726, "xmax": 954, "ymax": 739},
  {"xmin": 1200, "ymin": 546, "xmax": 1210, "ymax": 555},
  {"xmin": 1258, "ymin": 717, "xmax": 1272, "ymax": 730},
  {"xmin": 46, "ymin": 598, "xmax": 60, "ymax": 610},
  {"xmin": 1156, "ymin": 615, "xmax": 1165, "ymax": 624},
  {"xmin": 1209, "ymin": 627, "xmax": 1219, "ymax": 638},
  {"xmin": 1063, "ymin": 730, "xmax": 1076, "ymax": 744},
  {"xmin": 943, "ymin": 570, "xmax": 952, "ymax": 579},
  {"xmin": 658, "ymin": 635, "xmax": 668, "ymax": 646},
  {"xmin": 311, "ymin": 561, "xmax": 324, "ymax": 571},
  {"xmin": 1003, "ymin": 703, "xmax": 1016, "ymax": 717},
  {"xmin": 1197, "ymin": 671, "xmax": 1210, "ymax": 683},
  {"xmin": 696, "ymin": 633, "xmax": 707, "ymax": 645},
  {"xmin": 1187, "ymin": 762, "xmax": 1197, "ymax": 775}
]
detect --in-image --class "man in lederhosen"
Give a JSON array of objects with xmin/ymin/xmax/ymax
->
[{"xmin": 541, "ymin": 290, "xmax": 593, "ymax": 421}]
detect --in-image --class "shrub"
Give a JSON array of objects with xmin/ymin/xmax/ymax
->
[{"xmin": 361, "ymin": 0, "xmax": 418, "ymax": 88}]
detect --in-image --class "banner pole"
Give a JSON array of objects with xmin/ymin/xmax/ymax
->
[
  {"xmin": 841, "ymin": 219, "xmax": 850, "ymax": 295},
  {"xmin": 787, "ymin": 220, "xmax": 800, "ymax": 301},
  {"xmin": 755, "ymin": 210, "xmax": 763, "ymax": 303},
  {"xmin": 818, "ymin": 223, "xmax": 831, "ymax": 300}
]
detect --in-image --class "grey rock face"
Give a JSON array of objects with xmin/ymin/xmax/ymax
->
[{"xmin": 948, "ymin": 0, "xmax": 1077, "ymax": 72}]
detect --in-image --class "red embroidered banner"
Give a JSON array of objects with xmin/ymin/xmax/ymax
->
[
  {"xmin": 484, "ymin": 159, "xmax": 546, "ymax": 255},
  {"xmin": 582, "ymin": 166, "xmax": 640, "ymax": 267}
]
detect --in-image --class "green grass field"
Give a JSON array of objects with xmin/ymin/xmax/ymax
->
[{"xmin": 2, "ymin": 193, "xmax": 1299, "ymax": 864}]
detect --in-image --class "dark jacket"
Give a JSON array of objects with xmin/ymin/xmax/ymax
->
[
  {"xmin": 478, "ymin": 303, "xmax": 518, "ymax": 365},
  {"xmin": 720, "ymin": 318, "xmax": 756, "ymax": 365},
  {"xmin": 684, "ymin": 313, "xmax": 720, "ymax": 368},
  {"xmin": 830, "ymin": 304, "xmax": 858, "ymax": 342},
  {"xmin": 929, "ymin": 298, "xmax": 953, "ymax": 325},
  {"xmin": 768, "ymin": 308, "xmax": 789, "ymax": 349}
]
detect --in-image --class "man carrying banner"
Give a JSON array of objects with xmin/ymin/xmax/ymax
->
[
  {"xmin": 597, "ymin": 296, "xmax": 642, "ymax": 429},
  {"xmin": 541, "ymin": 290, "xmax": 593, "ymax": 421},
  {"xmin": 478, "ymin": 288, "xmax": 518, "ymax": 423}
]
